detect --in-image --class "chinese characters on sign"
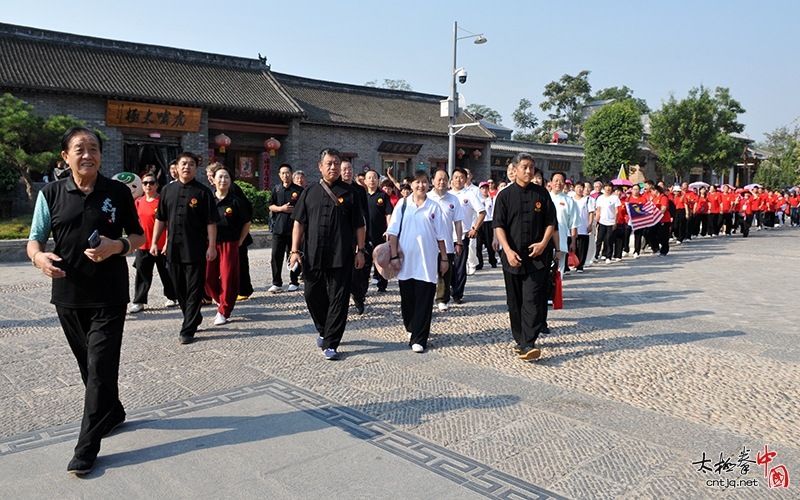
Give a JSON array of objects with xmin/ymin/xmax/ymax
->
[
  {"xmin": 692, "ymin": 444, "xmax": 789, "ymax": 490},
  {"xmin": 377, "ymin": 141, "xmax": 423, "ymax": 155},
  {"xmin": 106, "ymin": 100, "xmax": 202, "ymax": 132}
]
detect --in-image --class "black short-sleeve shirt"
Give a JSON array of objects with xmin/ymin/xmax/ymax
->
[
  {"xmin": 350, "ymin": 182, "xmax": 369, "ymax": 241},
  {"xmin": 493, "ymin": 182, "xmax": 557, "ymax": 274},
  {"xmin": 156, "ymin": 178, "xmax": 219, "ymax": 263},
  {"xmin": 40, "ymin": 174, "xmax": 143, "ymax": 308},
  {"xmin": 291, "ymin": 178, "xmax": 365, "ymax": 270},
  {"xmin": 367, "ymin": 190, "xmax": 393, "ymax": 245},
  {"xmin": 215, "ymin": 192, "xmax": 252, "ymax": 242},
  {"xmin": 269, "ymin": 182, "xmax": 303, "ymax": 235}
]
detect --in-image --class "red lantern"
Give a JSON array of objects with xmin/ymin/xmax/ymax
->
[
  {"xmin": 264, "ymin": 137, "xmax": 281, "ymax": 157},
  {"xmin": 472, "ymin": 149, "xmax": 482, "ymax": 160},
  {"xmin": 214, "ymin": 133, "xmax": 231, "ymax": 153},
  {"xmin": 457, "ymin": 148, "xmax": 465, "ymax": 159}
]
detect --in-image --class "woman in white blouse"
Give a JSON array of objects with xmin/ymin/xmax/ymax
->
[{"xmin": 388, "ymin": 171, "xmax": 449, "ymax": 353}]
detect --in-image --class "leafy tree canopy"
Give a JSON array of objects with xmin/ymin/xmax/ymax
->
[
  {"xmin": 466, "ymin": 104, "xmax": 502, "ymax": 125},
  {"xmin": 591, "ymin": 86, "xmax": 650, "ymax": 115},
  {"xmin": 583, "ymin": 99, "xmax": 644, "ymax": 179},
  {"xmin": 754, "ymin": 125, "xmax": 800, "ymax": 188},
  {"xmin": 539, "ymin": 70, "xmax": 592, "ymax": 144}
]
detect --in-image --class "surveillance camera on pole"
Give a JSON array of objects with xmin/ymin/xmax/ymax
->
[{"xmin": 456, "ymin": 68, "xmax": 468, "ymax": 84}]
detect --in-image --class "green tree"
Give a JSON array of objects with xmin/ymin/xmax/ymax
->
[
  {"xmin": 754, "ymin": 125, "xmax": 800, "ymax": 188},
  {"xmin": 591, "ymin": 85, "xmax": 650, "ymax": 115},
  {"xmin": 539, "ymin": 70, "xmax": 592, "ymax": 143},
  {"xmin": 0, "ymin": 93, "xmax": 86, "ymax": 206},
  {"xmin": 583, "ymin": 100, "xmax": 644, "ymax": 179},
  {"xmin": 364, "ymin": 79, "xmax": 413, "ymax": 91},
  {"xmin": 466, "ymin": 104, "xmax": 502, "ymax": 125},
  {"xmin": 511, "ymin": 98, "xmax": 541, "ymax": 141},
  {"xmin": 703, "ymin": 87, "xmax": 746, "ymax": 178},
  {"xmin": 648, "ymin": 86, "xmax": 718, "ymax": 182}
]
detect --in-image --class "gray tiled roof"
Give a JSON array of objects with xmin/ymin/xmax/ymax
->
[
  {"xmin": 0, "ymin": 23, "xmax": 304, "ymax": 117},
  {"xmin": 274, "ymin": 73, "xmax": 494, "ymax": 140},
  {"xmin": 492, "ymin": 140, "xmax": 585, "ymax": 159}
]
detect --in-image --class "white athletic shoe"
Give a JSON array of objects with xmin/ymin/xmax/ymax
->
[
  {"xmin": 268, "ymin": 285, "xmax": 281, "ymax": 293},
  {"xmin": 286, "ymin": 284, "xmax": 299, "ymax": 292},
  {"xmin": 411, "ymin": 344, "xmax": 424, "ymax": 353},
  {"xmin": 164, "ymin": 299, "xmax": 179, "ymax": 307},
  {"xmin": 437, "ymin": 303, "xmax": 448, "ymax": 312},
  {"xmin": 128, "ymin": 303, "xmax": 143, "ymax": 313},
  {"xmin": 632, "ymin": 253, "xmax": 640, "ymax": 259},
  {"xmin": 214, "ymin": 312, "xmax": 227, "ymax": 325}
]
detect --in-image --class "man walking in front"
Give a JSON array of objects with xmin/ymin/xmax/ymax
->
[
  {"xmin": 289, "ymin": 148, "xmax": 366, "ymax": 360},
  {"xmin": 493, "ymin": 153, "xmax": 556, "ymax": 360}
]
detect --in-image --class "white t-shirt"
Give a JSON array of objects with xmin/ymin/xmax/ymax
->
[
  {"xmin": 573, "ymin": 195, "xmax": 595, "ymax": 235},
  {"xmin": 596, "ymin": 194, "xmax": 621, "ymax": 226},
  {"xmin": 428, "ymin": 190, "xmax": 465, "ymax": 253},
  {"xmin": 550, "ymin": 192, "xmax": 580, "ymax": 251},
  {"xmin": 449, "ymin": 187, "xmax": 485, "ymax": 238},
  {"xmin": 387, "ymin": 197, "xmax": 448, "ymax": 284},
  {"xmin": 480, "ymin": 192, "xmax": 494, "ymax": 221}
]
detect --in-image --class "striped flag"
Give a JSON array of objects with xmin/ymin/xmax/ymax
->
[{"xmin": 626, "ymin": 201, "xmax": 661, "ymax": 230}]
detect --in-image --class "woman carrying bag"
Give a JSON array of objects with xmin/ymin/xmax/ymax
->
[{"xmin": 387, "ymin": 171, "xmax": 449, "ymax": 353}]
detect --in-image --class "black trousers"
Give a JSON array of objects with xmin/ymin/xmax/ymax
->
[
  {"xmin": 133, "ymin": 249, "xmax": 176, "ymax": 304},
  {"xmin": 633, "ymin": 228, "xmax": 646, "ymax": 255},
  {"xmin": 651, "ymin": 222, "xmax": 670, "ymax": 255},
  {"xmin": 351, "ymin": 248, "xmax": 373, "ymax": 303},
  {"xmin": 612, "ymin": 226, "xmax": 626, "ymax": 259},
  {"xmin": 304, "ymin": 266, "xmax": 352, "ymax": 350},
  {"xmin": 451, "ymin": 236, "xmax": 469, "ymax": 300},
  {"xmin": 575, "ymin": 234, "xmax": 590, "ymax": 270},
  {"xmin": 596, "ymin": 224, "xmax": 614, "ymax": 259},
  {"xmin": 399, "ymin": 279, "xmax": 437, "ymax": 348},
  {"xmin": 503, "ymin": 267, "xmax": 547, "ymax": 349},
  {"xmin": 741, "ymin": 213, "xmax": 753, "ymax": 237},
  {"xmin": 372, "ymin": 265, "xmax": 388, "ymax": 292},
  {"xmin": 673, "ymin": 210, "xmax": 688, "ymax": 242},
  {"xmin": 271, "ymin": 233, "xmax": 299, "ymax": 287},
  {"xmin": 686, "ymin": 214, "xmax": 697, "ymax": 239},
  {"xmin": 56, "ymin": 305, "xmax": 126, "ymax": 461},
  {"xmin": 435, "ymin": 253, "xmax": 455, "ymax": 304},
  {"xmin": 722, "ymin": 213, "xmax": 734, "ymax": 234},
  {"xmin": 168, "ymin": 261, "xmax": 206, "ymax": 338},
  {"xmin": 239, "ymin": 243, "xmax": 253, "ymax": 297},
  {"xmin": 475, "ymin": 222, "xmax": 496, "ymax": 268},
  {"xmin": 709, "ymin": 213, "xmax": 722, "ymax": 235}
]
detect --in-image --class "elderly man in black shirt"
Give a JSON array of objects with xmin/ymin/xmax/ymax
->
[
  {"xmin": 341, "ymin": 160, "xmax": 370, "ymax": 314},
  {"xmin": 289, "ymin": 148, "xmax": 366, "ymax": 360},
  {"xmin": 493, "ymin": 153, "xmax": 557, "ymax": 360},
  {"xmin": 268, "ymin": 163, "xmax": 303, "ymax": 292}
]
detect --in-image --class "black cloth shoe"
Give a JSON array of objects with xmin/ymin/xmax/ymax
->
[
  {"xmin": 540, "ymin": 325, "xmax": 550, "ymax": 335},
  {"xmin": 354, "ymin": 299, "xmax": 365, "ymax": 315},
  {"xmin": 67, "ymin": 456, "xmax": 94, "ymax": 475},
  {"xmin": 179, "ymin": 335, "xmax": 194, "ymax": 345},
  {"xmin": 103, "ymin": 413, "xmax": 126, "ymax": 438},
  {"xmin": 513, "ymin": 344, "xmax": 522, "ymax": 353},
  {"xmin": 454, "ymin": 297, "xmax": 463, "ymax": 304},
  {"xmin": 518, "ymin": 346, "xmax": 542, "ymax": 360}
]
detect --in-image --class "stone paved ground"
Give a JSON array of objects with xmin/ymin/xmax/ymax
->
[{"xmin": 1, "ymin": 227, "xmax": 798, "ymax": 499}]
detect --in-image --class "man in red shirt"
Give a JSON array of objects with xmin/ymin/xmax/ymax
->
[
  {"xmin": 649, "ymin": 184, "xmax": 672, "ymax": 256},
  {"xmin": 737, "ymin": 190, "xmax": 754, "ymax": 237},
  {"xmin": 707, "ymin": 185, "xmax": 723, "ymax": 236},
  {"xmin": 130, "ymin": 172, "xmax": 177, "ymax": 313},
  {"xmin": 751, "ymin": 187, "xmax": 764, "ymax": 229},
  {"xmin": 683, "ymin": 183, "xmax": 699, "ymax": 240},
  {"xmin": 788, "ymin": 192, "xmax": 799, "ymax": 226},
  {"xmin": 721, "ymin": 185, "xmax": 736, "ymax": 235},
  {"xmin": 672, "ymin": 184, "xmax": 689, "ymax": 243}
]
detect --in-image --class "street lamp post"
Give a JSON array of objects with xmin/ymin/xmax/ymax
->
[{"xmin": 446, "ymin": 21, "xmax": 487, "ymax": 179}]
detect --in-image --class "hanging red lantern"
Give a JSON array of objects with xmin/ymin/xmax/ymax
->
[
  {"xmin": 264, "ymin": 137, "xmax": 281, "ymax": 157},
  {"xmin": 457, "ymin": 148, "xmax": 465, "ymax": 159},
  {"xmin": 472, "ymin": 149, "xmax": 482, "ymax": 160},
  {"xmin": 214, "ymin": 133, "xmax": 231, "ymax": 153}
]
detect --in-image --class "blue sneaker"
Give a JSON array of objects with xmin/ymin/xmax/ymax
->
[
  {"xmin": 323, "ymin": 348, "xmax": 339, "ymax": 360},
  {"xmin": 317, "ymin": 336, "xmax": 324, "ymax": 348}
]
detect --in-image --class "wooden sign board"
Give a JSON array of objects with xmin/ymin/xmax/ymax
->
[{"xmin": 106, "ymin": 100, "xmax": 202, "ymax": 132}]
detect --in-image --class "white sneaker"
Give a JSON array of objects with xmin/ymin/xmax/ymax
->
[
  {"xmin": 268, "ymin": 285, "xmax": 281, "ymax": 293},
  {"xmin": 622, "ymin": 251, "xmax": 629, "ymax": 256},
  {"xmin": 128, "ymin": 303, "xmax": 143, "ymax": 313},
  {"xmin": 286, "ymin": 284, "xmax": 299, "ymax": 292},
  {"xmin": 466, "ymin": 267, "xmax": 476, "ymax": 276},
  {"xmin": 407, "ymin": 332, "xmax": 412, "ymax": 339},
  {"xmin": 370, "ymin": 278, "xmax": 378, "ymax": 285},
  {"xmin": 164, "ymin": 299, "xmax": 179, "ymax": 307},
  {"xmin": 632, "ymin": 253, "xmax": 640, "ymax": 259},
  {"xmin": 411, "ymin": 344, "xmax": 424, "ymax": 353},
  {"xmin": 214, "ymin": 312, "xmax": 227, "ymax": 325},
  {"xmin": 437, "ymin": 303, "xmax": 448, "ymax": 312},
  {"xmin": 612, "ymin": 258, "xmax": 621, "ymax": 262},
  {"xmin": 605, "ymin": 258, "xmax": 612, "ymax": 264}
]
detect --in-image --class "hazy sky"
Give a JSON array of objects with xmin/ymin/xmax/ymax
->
[{"xmin": 5, "ymin": 0, "xmax": 798, "ymax": 142}]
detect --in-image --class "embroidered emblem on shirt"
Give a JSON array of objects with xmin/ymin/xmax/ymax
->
[
  {"xmin": 377, "ymin": 198, "xmax": 384, "ymax": 205},
  {"xmin": 534, "ymin": 201, "xmax": 542, "ymax": 212},
  {"xmin": 101, "ymin": 198, "xmax": 117, "ymax": 223},
  {"xmin": 291, "ymin": 191, "xmax": 298, "ymax": 199},
  {"xmin": 225, "ymin": 207, "xmax": 233, "ymax": 217},
  {"xmin": 449, "ymin": 204, "xmax": 454, "ymax": 209},
  {"xmin": 189, "ymin": 198, "xmax": 198, "ymax": 208},
  {"xmin": 338, "ymin": 197, "xmax": 344, "ymax": 204}
]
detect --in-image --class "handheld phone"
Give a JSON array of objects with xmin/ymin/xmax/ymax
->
[{"xmin": 88, "ymin": 230, "xmax": 101, "ymax": 249}]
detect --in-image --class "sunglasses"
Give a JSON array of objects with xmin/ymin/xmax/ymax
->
[{"xmin": 142, "ymin": 180, "xmax": 157, "ymax": 185}]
